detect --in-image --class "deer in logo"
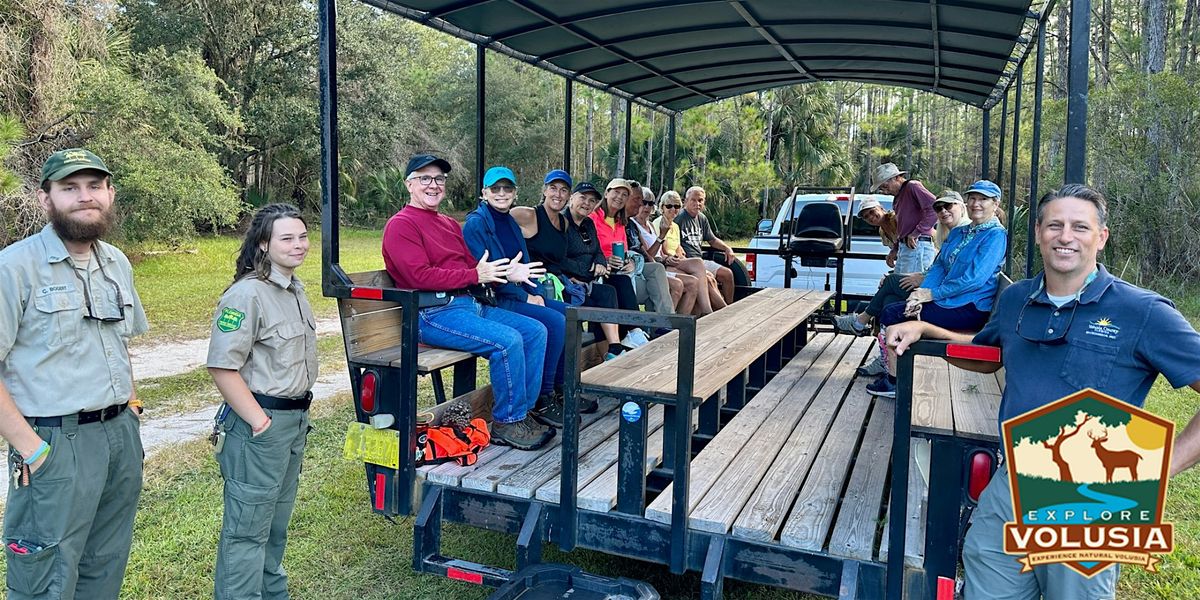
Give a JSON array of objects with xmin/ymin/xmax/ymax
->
[{"xmin": 1088, "ymin": 429, "xmax": 1142, "ymax": 483}]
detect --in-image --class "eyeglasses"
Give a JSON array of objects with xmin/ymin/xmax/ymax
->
[
  {"xmin": 488, "ymin": 184, "xmax": 516, "ymax": 194},
  {"xmin": 73, "ymin": 256, "xmax": 126, "ymax": 323},
  {"xmin": 642, "ymin": 200, "xmax": 656, "ymax": 206},
  {"xmin": 662, "ymin": 204, "xmax": 681, "ymax": 209},
  {"xmin": 933, "ymin": 203, "xmax": 954, "ymax": 213},
  {"xmin": 1015, "ymin": 297, "xmax": 1076, "ymax": 345},
  {"xmin": 407, "ymin": 174, "xmax": 447, "ymax": 187}
]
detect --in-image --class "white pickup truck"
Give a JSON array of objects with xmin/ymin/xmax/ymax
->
[{"xmin": 745, "ymin": 193, "xmax": 893, "ymax": 297}]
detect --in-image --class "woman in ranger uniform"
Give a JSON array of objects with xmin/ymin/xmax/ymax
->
[{"xmin": 205, "ymin": 203, "xmax": 318, "ymax": 600}]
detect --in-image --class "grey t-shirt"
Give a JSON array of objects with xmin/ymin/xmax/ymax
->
[{"xmin": 674, "ymin": 211, "xmax": 716, "ymax": 258}]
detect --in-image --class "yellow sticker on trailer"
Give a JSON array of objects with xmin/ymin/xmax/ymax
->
[{"xmin": 343, "ymin": 422, "xmax": 399, "ymax": 469}]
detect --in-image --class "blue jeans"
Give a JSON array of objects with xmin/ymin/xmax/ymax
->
[
  {"xmin": 418, "ymin": 296, "xmax": 547, "ymax": 423},
  {"xmin": 895, "ymin": 239, "xmax": 936, "ymax": 274},
  {"xmin": 498, "ymin": 297, "xmax": 566, "ymax": 394}
]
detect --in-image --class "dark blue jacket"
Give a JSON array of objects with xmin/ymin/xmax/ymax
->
[{"xmin": 462, "ymin": 201, "xmax": 540, "ymax": 302}]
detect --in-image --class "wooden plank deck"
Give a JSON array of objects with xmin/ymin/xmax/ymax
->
[{"xmin": 417, "ymin": 322, "xmax": 1005, "ymax": 568}]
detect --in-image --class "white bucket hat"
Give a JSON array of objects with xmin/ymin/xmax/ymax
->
[{"xmin": 871, "ymin": 163, "xmax": 907, "ymax": 192}]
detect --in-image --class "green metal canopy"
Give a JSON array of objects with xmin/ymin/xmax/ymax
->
[{"xmin": 362, "ymin": 0, "xmax": 1043, "ymax": 112}]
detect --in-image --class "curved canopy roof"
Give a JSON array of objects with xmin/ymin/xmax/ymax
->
[{"xmin": 364, "ymin": 0, "xmax": 1043, "ymax": 113}]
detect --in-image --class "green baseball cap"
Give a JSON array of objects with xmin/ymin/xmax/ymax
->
[{"xmin": 40, "ymin": 148, "xmax": 112, "ymax": 186}]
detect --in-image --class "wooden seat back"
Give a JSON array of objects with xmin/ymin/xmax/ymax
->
[{"xmin": 337, "ymin": 270, "xmax": 408, "ymax": 364}]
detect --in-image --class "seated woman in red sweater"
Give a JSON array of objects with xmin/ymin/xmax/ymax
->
[{"xmin": 381, "ymin": 154, "xmax": 552, "ymax": 451}]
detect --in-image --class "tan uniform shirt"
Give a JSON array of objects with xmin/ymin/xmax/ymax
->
[
  {"xmin": 206, "ymin": 268, "xmax": 317, "ymax": 398},
  {"xmin": 0, "ymin": 225, "xmax": 150, "ymax": 416}
]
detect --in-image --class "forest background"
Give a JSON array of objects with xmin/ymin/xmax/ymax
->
[{"xmin": 2, "ymin": 0, "xmax": 1198, "ymax": 291}]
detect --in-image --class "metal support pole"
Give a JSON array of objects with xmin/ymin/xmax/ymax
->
[
  {"xmin": 666, "ymin": 114, "xmax": 677, "ymax": 190},
  {"xmin": 981, "ymin": 108, "xmax": 991, "ymax": 179},
  {"xmin": 623, "ymin": 100, "xmax": 633, "ymax": 177},
  {"xmin": 996, "ymin": 92, "xmax": 1008, "ymax": 188},
  {"xmin": 1006, "ymin": 67, "xmax": 1022, "ymax": 276},
  {"xmin": 1028, "ymin": 20, "xmax": 1047, "ymax": 277},
  {"xmin": 317, "ymin": 0, "xmax": 340, "ymax": 292},
  {"xmin": 1065, "ymin": 0, "xmax": 1091, "ymax": 183},
  {"xmin": 476, "ymin": 44, "xmax": 486, "ymax": 194},
  {"xmin": 563, "ymin": 79, "xmax": 573, "ymax": 172}
]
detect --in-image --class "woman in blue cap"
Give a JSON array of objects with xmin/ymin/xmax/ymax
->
[
  {"xmin": 866, "ymin": 180, "xmax": 1008, "ymax": 397},
  {"xmin": 463, "ymin": 166, "xmax": 578, "ymax": 427}
]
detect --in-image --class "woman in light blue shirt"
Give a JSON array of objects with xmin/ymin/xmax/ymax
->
[{"xmin": 867, "ymin": 180, "xmax": 1007, "ymax": 397}]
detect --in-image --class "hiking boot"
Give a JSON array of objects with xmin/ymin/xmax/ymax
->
[
  {"xmin": 522, "ymin": 414, "xmax": 556, "ymax": 442},
  {"xmin": 857, "ymin": 356, "xmax": 887, "ymax": 377},
  {"xmin": 834, "ymin": 313, "xmax": 868, "ymax": 336},
  {"xmin": 492, "ymin": 417, "xmax": 552, "ymax": 450},
  {"xmin": 866, "ymin": 374, "xmax": 897, "ymax": 398}
]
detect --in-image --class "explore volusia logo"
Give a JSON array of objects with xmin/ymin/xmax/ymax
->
[{"xmin": 1001, "ymin": 389, "xmax": 1174, "ymax": 577}]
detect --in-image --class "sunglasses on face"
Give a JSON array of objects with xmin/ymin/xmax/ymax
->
[
  {"xmin": 934, "ymin": 203, "xmax": 954, "ymax": 212},
  {"xmin": 662, "ymin": 204, "xmax": 681, "ymax": 209},
  {"xmin": 641, "ymin": 200, "xmax": 656, "ymax": 206},
  {"xmin": 488, "ymin": 184, "xmax": 516, "ymax": 194}
]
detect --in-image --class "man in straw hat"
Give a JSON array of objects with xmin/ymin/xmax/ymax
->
[{"xmin": 871, "ymin": 162, "xmax": 937, "ymax": 274}]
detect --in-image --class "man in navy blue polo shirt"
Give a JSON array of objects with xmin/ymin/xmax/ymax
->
[{"xmin": 887, "ymin": 184, "xmax": 1200, "ymax": 599}]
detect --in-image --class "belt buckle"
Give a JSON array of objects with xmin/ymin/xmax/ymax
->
[{"xmin": 98, "ymin": 405, "xmax": 116, "ymax": 422}]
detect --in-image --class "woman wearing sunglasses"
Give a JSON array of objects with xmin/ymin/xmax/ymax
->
[
  {"xmin": 652, "ymin": 190, "xmax": 726, "ymax": 313},
  {"xmin": 206, "ymin": 203, "xmax": 318, "ymax": 599},
  {"xmin": 866, "ymin": 180, "xmax": 1008, "ymax": 397}
]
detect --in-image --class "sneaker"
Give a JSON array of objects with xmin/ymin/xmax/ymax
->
[
  {"xmin": 621, "ymin": 328, "xmax": 651, "ymax": 349},
  {"xmin": 856, "ymin": 356, "xmax": 887, "ymax": 377},
  {"xmin": 834, "ymin": 313, "xmax": 868, "ymax": 336},
  {"xmin": 533, "ymin": 393, "xmax": 565, "ymax": 428},
  {"xmin": 866, "ymin": 374, "xmax": 897, "ymax": 398},
  {"xmin": 562, "ymin": 388, "xmax": 599, "ymax": 414},
  {"xmin": 605, "ymin": 352, "xmax": 620, "ymax": 361},
  {"xmin": 492, "ymin": 417, "xmax": 552, "ymax": 450}
]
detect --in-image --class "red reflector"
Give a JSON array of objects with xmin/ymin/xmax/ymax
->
[
  {"xmin": 835, "ymin": 195, "xmax": 850, "ymax": 201},
  {"xmin": 361, "ymin": 371, "xmax": 377, "ymax": 413},
  {"xmin": 350, "ymin": 287, "xmax": 383, "ymax": 300},
  {"xmin": 745, "ymin": 254, "xmax": 756, "ymax": 279},
  {"xmin": 946, "ymin": 344, "xmax": 1001, "ymax": 363},
  {"xmin": 374, "ymin": 473, "xmax": 386, "ymax": 511},
  {"xmin": 968, "ymin": 451, "xmax": 994, "ymax": 503},
  {"xmin": 937, "ymin": 576, "xmax": 955, "ymax": 600},
  {"xmin": 447, "ymin": 567, "xmax": 483, "ymax": 585}
]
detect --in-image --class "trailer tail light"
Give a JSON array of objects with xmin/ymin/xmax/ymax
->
[
  {"xmin": 936, "ymin": 576, "xmax": 955, "ymax": 600},
  {"xmin": 967, "ymin": 451, "xmax": 994, "ymax": 503},
  {"xmin": 745, "ymin": 253, "xmax": 756, "ymax": 281},
  {"xmin": 361, "ymin": 370, "xmax": 378, "ymax": 413}
]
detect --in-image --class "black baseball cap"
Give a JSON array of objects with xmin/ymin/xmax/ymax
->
[
  {"xmin": 405, "ymin": 153, "xmax": 452, "ymax": 177},
  {"xmin": 572, "ymin": 182, "xmax": 600, "ymax": 199}
]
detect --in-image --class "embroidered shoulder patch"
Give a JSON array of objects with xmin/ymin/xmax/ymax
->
[{"xmin": 216, "ymin": 307, "xmax": 246, "ymax": 332}]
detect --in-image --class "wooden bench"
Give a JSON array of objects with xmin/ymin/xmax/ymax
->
[{"xmin": 337, "ymin": 270, "xmax": 478, "ymax": 404}]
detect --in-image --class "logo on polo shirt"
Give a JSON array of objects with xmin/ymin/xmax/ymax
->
[
  {"xmin": 1086, "ymin": 318, "xmax": 1121, "ymax": 340},
  {"xmin": 1001, "ymin": 389, "xmax": 1174, "ymax": 577}
]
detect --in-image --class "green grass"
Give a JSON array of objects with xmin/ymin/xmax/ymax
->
[{"xmin": 128, "ymin": 229, "xmax": 384, "ymax": 343}]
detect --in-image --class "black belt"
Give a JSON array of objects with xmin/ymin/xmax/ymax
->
[
  {"xmin": 253, "ymin": 392, "xmax": 313, "ymax": 411},
  {"xmin": 916, "ymin": 235, "xmax": 933, "ymax": 242},
  {"xmin": 32, "ymin": 403, "xmax": 127, "ymax": 427}
]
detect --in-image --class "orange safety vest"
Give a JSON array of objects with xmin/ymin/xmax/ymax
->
[{"xmin": 416, "ymin": 418, "xmax": 491, "ymax": 466}]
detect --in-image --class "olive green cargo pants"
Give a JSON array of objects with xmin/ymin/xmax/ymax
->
[
  {"xmin": 4, "ymin": 408, "xmax": 143, "ymax": 599},
  {"xmin": 214, "ymin": 407, "xmax": 309, "ymax": 600}
]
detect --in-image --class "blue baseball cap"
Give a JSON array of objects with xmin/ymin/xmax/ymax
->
[
  {"xmin": 483, "ymin": 166, "xmax": 517, "ymax": 187},
  {"xmin": 964, "ymin": 180, "xmax": 1001, "ymax": 199},
  {"xmin": 543, "ymin": 169, "xmax": 572, "ymax": 187}
]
